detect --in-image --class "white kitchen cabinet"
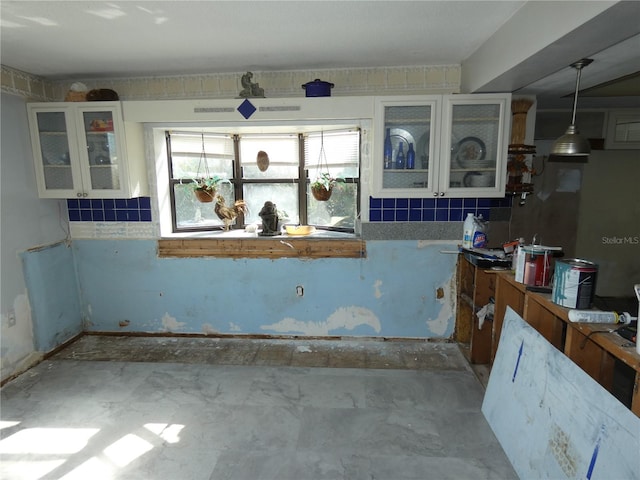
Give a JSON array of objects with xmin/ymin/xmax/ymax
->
[
  {"xmin": 27, "ymin": 102, "xmax": 147, "ymax": 199},
  {"xmin": 373, "ymin": 94, "xmax": 510, "ymax": 198},
  {"xmin": 373, "ymin": 96, "xmax": 441, "ymax": 197}
]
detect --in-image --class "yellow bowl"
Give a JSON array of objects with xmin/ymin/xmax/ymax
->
[{"xmin": 285, "ymin": 225, "xmax": 316, "ymax": 236}]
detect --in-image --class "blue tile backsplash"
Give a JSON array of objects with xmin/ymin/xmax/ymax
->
[
  {"xmin": 67, "ymin": 195, "xmax": 510, "ymax": 224},
  {"xmin": 67, "ymin": 197, "xmax": 152, "ymax": 222},
  {"xmin": 368, "ymin": 196, "xmax": 512, "ymax": 222}
]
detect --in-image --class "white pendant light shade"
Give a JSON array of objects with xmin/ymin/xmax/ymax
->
[{"xmin": 549, "ymin": 59, "xmax": 593, "ymax": 163}]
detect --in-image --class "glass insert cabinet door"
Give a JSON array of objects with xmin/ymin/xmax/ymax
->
[
  {"xmin": 376, "ymin": 97, "xmax": 440, "ymax": 195},
  {"xmin": 34, "ymin": 110, "xmax": 80, "ymax": 192},
  {"xmin": 80, "ymin": 110, "xmax": 121, "ymax": 191},
  {"xmin": 441, "ymin": 97, "xmax": 508, "ymax": 196},
  {"xmin": 28, "ymin": 103, "xmax": 129, "ymax": 198}
]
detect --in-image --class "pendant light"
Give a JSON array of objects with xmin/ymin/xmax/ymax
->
[{"xmin": 549, "ymin": 58, "xmax": 593, "ymax": 163}]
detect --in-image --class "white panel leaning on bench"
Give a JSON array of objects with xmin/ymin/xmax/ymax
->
[{"xmin": 482, "ymin": 307, "xmax": 639, "ymax": 480}]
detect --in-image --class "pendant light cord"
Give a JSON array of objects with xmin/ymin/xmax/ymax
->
[
  {"xmin": 568, "ymin": 58, "xmax": 593, "ymax": 126},
  {"xmin": 570, "ymin": 68, "xmax": 581, "ymax": 126}
]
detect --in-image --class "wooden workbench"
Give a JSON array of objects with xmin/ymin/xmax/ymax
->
[{"xmin": 493, "ymin": 272, "xmax": 640, "ymax": 417}]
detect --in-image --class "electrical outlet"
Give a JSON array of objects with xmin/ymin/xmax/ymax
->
[
  {"xmin": 296, "ymin": 285, "xmax": 304, "ymax": 296},
  {"xmin": 7, "ymin": 310, "xmax": 16, "ymax": 327}
]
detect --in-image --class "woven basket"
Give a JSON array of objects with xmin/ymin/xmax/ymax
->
[
  {"xmin": 64, "ymin": 91, "xmax": 87, "ymax": 102},
  {"xmin": 311, "ymin": 185, "xmax": 332, "ymax": 201}
]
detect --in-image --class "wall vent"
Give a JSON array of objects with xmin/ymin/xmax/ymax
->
[
  {"xmin": 259, "ymin": 106, "xmax": 301, "ymax": 112},
  {"xmin": 194, "ymin": 107, "xmax": 235, "ymax": 113}
]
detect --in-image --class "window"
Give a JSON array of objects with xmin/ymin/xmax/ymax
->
[{"xmin": 166, "ymin": 128, "xmax": 360, "ymax": 234}]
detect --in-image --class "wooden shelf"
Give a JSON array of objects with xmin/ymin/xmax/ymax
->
[
  {"xmin": 455, "ymin": 254, "xmax": 497, "ymax": 364},
  {"xmin": 492, "ymin": 272, "xmax": 640, "ymax": 417},
  {"xmin": 158, "ymin": 238, "xmax": 366, "ymax": 259}
]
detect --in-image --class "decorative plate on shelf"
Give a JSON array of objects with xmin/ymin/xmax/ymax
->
[
  {"xmin": 454, "ymin": 136, "xmax": 486, "ymax": 168},
  {"xmin": 389, "ymin": 128, "xmax": 415, "ymax": 158}
]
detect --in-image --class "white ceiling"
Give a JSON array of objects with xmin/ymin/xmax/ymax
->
[{"xmin": 2, "ymin": 1, "xmax": 639, "ymax": 108}]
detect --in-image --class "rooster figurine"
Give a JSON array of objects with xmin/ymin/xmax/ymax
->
[{"xmin": 214, "ymin": 195, "xmax": 248, "ymax": 231}]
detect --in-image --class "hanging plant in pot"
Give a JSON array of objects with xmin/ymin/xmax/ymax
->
[
  {"xmin": 190, "ymin": 133, "xmax": 223, "ymax": 203},
  {"xmin": 191, "ymin": 175, "xmax": 222, "ymax": 203},
  {"xmin": 310, "ymin": 130, "xmax": 342, "ymax": 202},
  {"xmin": 311, "ymin": 172, "xmax": 336, "ymax": 201}
]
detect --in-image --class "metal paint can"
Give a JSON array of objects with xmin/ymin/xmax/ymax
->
[
  {"xmin": 515, "ymin": 246, "xmax": 554, "ymax": 286},
  {"xmin": 552, "ymin": 259, "xmax": 598, "ymax": 309}
]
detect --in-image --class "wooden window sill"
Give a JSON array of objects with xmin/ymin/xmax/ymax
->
[{"xmin": 158, "ymin": 237, "xmax": 366, "ymax": 259}]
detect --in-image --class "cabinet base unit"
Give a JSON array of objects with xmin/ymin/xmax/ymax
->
[{"xmin": 491, "ymin": 272, "xmax": 640, "ymax": 417}]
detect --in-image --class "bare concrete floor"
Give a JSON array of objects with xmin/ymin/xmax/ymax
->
[
  {"xmin": 1, "ymin": 336, "xmax": 516, "ymax": 479},
  {"xmin": 53, "ymin": 335, "xmax": 493, "ymax": 388},
  {"xmin": 50, "ymin": 335, "xmax": 471, "ymax": 371}
]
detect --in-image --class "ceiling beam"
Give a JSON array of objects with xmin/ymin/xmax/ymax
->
[{"xmin": 461, "ymin": 1, "xmax": 639, "ymax": 95}]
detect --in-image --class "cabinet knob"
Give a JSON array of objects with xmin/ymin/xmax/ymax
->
[
  {"xmin": 77, "ymin": 192, "xmax": 82, "ymax": 198},
  {"xmin": 433, "ymin": 192, "xmax": 438, "ymax": 197},
  {"xmin": 439, "ymin": 192, "xmax": 445, "ymax": 196},
  {"xmin": 83, "ymin": 192, "xmax": 88, "ymax": 197}
]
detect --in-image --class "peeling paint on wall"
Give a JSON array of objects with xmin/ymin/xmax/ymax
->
[
  {"xmin": 161, "ymin": 313, "xmax": 185, "ymax": 332},
  {"xmin": 426, "ymin": 275, "xmax": 455, "ymax": 336},
  {"xmin": 0, "ymin": 293, "xmax": 38, "ymax": 382},
  {"xmin": 72, "ymin": 239, "xmax": 459, "ymax": 339},
  {"xmin": 261, "ymin": 306, "xmax": 381, "ymax": 336},
  {"xmin": 201, "ymin": 323, "xmax": 219, "ymax": 335},
  {"xmin": 373, "ymin": 280, "xmax": 383, "ymax": 299}
]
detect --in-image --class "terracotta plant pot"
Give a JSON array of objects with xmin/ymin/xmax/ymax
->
[
  {"xmin": 311, "ymin": 185, "xmax": 332, "ymax": 201},
  {"xmin": 194, "ymin": 188, "xmax": 216, "ymax": 203}
]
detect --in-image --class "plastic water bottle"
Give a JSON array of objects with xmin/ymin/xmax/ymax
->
[
  {"xmin": 406, "ymin": 143, "xmax": 416, "ymax": 169},
  {"xmin": 463, "ymin": 213, "xmax": 474, "ymax": 249}
]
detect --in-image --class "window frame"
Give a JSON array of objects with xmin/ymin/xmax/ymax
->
[{"xmin": 165, "ymin": 127, "xmax": 361, "ymax": 235}]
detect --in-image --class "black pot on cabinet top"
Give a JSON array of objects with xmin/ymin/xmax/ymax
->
[{"xmin": 302, "ymin": 79, "xmax": 334, "ymax": 97}]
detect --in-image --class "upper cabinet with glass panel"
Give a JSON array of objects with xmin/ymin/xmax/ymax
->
[
  {"xmin": 373, "ymin": 96, "xmax": 441, "ymax": 197},
  {"xmin": 440, "ymin": 95, "xmax": 509, "ymax": 198},
  {"xmin": 27, "ymin": 102, "xmax": 147, "ymax": 199},
  {"xmin": 373, "ymin": 94, "xmax": 510, "ymax": 198}
]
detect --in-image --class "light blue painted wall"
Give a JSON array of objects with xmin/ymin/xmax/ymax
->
[
  {"xmin": 1, "ymin": 92, "xmax": 70, "ymax": 381},
  {"xmin": 70, "ymin": 239, "xmax": 458, "ymax": 338},
  {"xmin": 21, "ymin": 241, "xmax": 82, "ymax": 351}
]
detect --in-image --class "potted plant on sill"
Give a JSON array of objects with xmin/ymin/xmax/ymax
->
[
  {"xmin": 311, "ymin": 172, "xmax": 339, "ymax": 201},
  {"xmin": 191, "ymin": 175, "xmax": 222, "ymax": 203}
]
